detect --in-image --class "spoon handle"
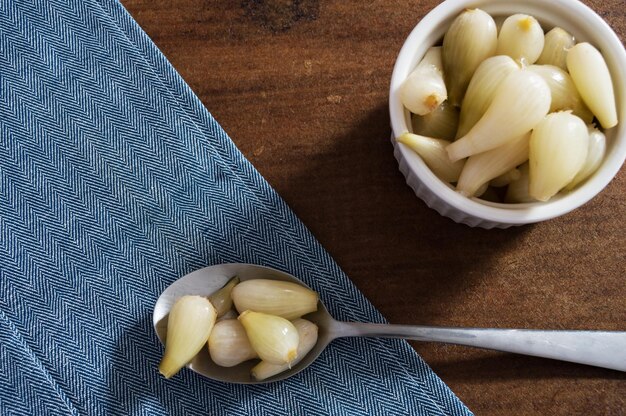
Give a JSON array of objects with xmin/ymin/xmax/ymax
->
[{"xmin": 335, "ymin": 322, "xmax": 626, "ymax": 371}]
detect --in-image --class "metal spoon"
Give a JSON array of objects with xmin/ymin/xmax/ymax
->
[{"xmin": 153, "ymin": 263, "xmax": 626, "ymax": 383}]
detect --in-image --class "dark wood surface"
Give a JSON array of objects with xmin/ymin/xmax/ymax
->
[{"xmin": 121, "ymin": 1, "xmax": 625, "ymax": 414}]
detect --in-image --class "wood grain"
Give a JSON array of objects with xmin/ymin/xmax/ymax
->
[{"xmin": 120, "ymin": 0, "xmax": 626, "ymax": 414}]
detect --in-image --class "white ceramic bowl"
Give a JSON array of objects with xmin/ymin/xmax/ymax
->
[{"xmin": 389, "ymin": 0, "xmax": 626, "ymax": 229}]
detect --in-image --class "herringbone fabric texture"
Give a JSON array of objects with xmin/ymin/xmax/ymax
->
[{"xmin": 0, "ymin": 0, "xmax": 472, "ymax": 414}]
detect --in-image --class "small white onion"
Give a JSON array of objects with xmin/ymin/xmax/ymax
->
[
  {"xmin": 567, "ymin": 43, "xmax": 618, "ymax": 129},
  {"xmin": 231, "ymin": 279, "xmax": 318, "ymax": 320},
  {"xmin": 401, "ymin": 47, "xmax": 447, "ymax": 115},
  {"xmin": 565, "ymin": 125, "xmax": 607, "ymax": 190},
  {"xmin": 251, "ymin": 319, "xmax": 318, "ymax": 381},
  {"xmin": 457, "ymin": 55, "xmax": 519, "ymax": 138},
  {"xmin": 238, "ymin": 310, "xmax": 299, "ymax": 365},
  {"xmin": 208, "ymin": 276, "xmax": 239, "ymax": 317},
  {"xmin": 536, "ymin": 27, "xmax": 576, "ymax": 70},
  {"xmin": 529, "ymin": 112, "xmax": 589, "ymax": 201},
  {"xmin": 527, "ymin": 64, "xmax": 594, "ymax": 123},
  {"xmin": 208, "ymin": 319, "xmax": 258, "ymax": 368},
  {"xmin": 159, "ymin": 296, "xmax": 217, "ymax": 378},
  {"xmin": 496, "ymin": 14, "xmax": 545, "ymax": 65},
  {"xmin": 442, "ymin": 8, "xmax": 498, "ymax": 106},
  {"xmin": 397, "ymin": 133, "xmax": 465, "ymax": 183},
  {"xmin": 447, "ymin": 69, "xmax": 551, "ymax": 161}
]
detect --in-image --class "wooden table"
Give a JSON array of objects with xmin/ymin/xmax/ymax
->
[{"xmin": 121, "ymin": 1, "xmax": 625, "ymax": 414}]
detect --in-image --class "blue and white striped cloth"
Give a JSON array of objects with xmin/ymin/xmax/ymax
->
[{"xmin": 0, "ymin": 0, "xmax": 472, "ymax": 414}]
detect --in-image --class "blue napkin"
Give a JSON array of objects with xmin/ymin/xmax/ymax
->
[{"xmin": 0, "ymin": 0, "xmax": 472, "ymax": 414}]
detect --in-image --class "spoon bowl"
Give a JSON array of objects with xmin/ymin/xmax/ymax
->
[
  {"xmin": 154, "ymin": 263, "xmax": 333, "ymax": 383},
  {"xmin": 154, "ymin": 263, "xmax": 626, "ymax": 383}
]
